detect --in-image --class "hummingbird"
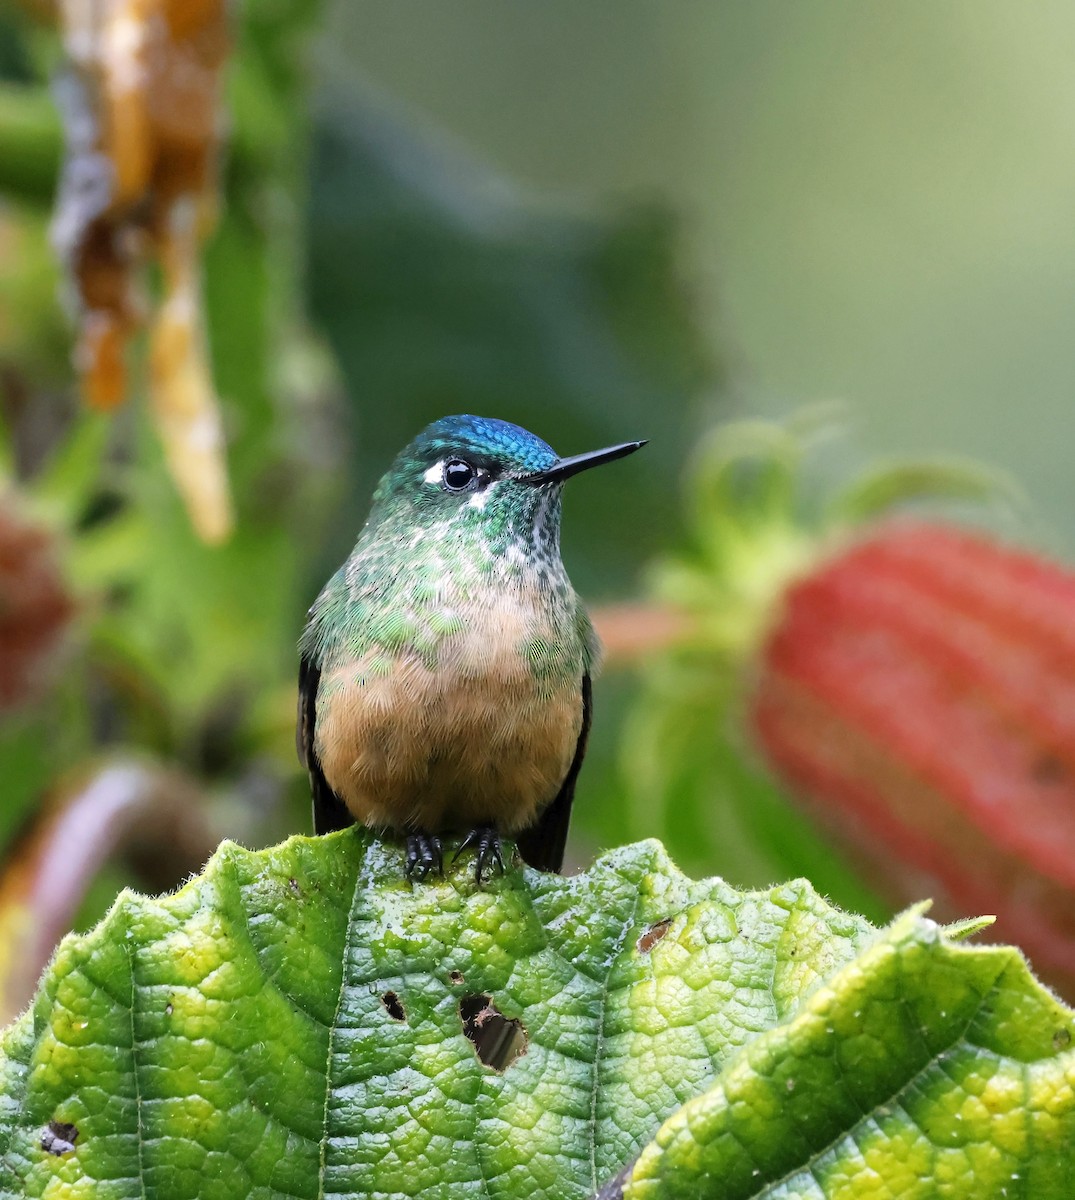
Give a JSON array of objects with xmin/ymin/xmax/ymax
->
[{"xmin": 297, "ymin": 415, "xmax": 645, "ymax": 880}]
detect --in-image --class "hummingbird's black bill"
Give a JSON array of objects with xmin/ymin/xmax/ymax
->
[{"xmin": 521, "ymin": 439, "xmax": 647, "ymax": 485}]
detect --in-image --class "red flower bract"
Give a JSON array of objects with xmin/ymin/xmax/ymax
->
[
  {"xmin": 753, "ymin": 520, "xmax": 1075, "ymax": 995},
  {"xmin": 0, "ymin": 499, "xmax": 74, "ymax": 712}
]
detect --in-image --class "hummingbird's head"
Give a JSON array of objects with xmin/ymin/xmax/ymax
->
[{"xmin": 372, "ymin": 416, "xmax": 646, "ymax": 549}]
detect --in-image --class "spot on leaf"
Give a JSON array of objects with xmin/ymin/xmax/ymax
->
[
  {"xmin": 41, "ymin": 1120, "xmax": 78, "ymax": 1156},
  {"xmin": 381, "ymin": 991, "xmax": 406, "ymax": 1022},
  {"xmin": 459, "ymin": 993, "xmax": 527, "ymax": 1071},
  {"xmin": 637, "ymin": 918, "xmax": 673, "ymax": 954}
]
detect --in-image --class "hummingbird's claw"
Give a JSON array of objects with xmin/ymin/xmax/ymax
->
[
  {"xmin": 405, "ymin": 831, "xmax": 443, "ymax": 880},
  {"xmin": 454, "ymin": 826, "xmax": 506, "ymax": 884}
]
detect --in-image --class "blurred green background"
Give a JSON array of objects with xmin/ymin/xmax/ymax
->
[
  {"xmin": 1, "ymin": 0, "xmax": 1074, "ymax": 991},
  {"xmin": 325, "ymin": 0, "xmax": 1075, "ymax": 545}
]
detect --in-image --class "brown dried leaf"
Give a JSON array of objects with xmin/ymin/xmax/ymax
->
[
  {"xmin": 0, "ymin": 493, "xmax": 74, "ymax": 711},
  {"xmin": 52, "ymin": 0, "xmax": 233, "ymax": 541}
]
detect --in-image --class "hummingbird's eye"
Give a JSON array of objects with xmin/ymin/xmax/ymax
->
[{"xmin": 442, "ymin": 458, "xmax": 476, "ymax": 491}]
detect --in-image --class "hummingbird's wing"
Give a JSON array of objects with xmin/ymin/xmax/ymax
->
[
  {"xmin": 298, "ymin": 652, "xmax": 354, "ymax": 834},
  {"xmin": 516, "ymin": 672, "xmax": 592, "ymax": 873}
]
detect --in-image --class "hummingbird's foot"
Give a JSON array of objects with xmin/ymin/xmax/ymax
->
[
  {"xmin": 405, "ymin": 831, "xmax": 443, "ymax": 880},
  {"xmin": 454, "ymin": 826, "xmax": 506, "ymax": 884}
]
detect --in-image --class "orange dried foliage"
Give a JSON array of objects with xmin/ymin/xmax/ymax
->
[{"xmin": 53, "ymin": 0, "xmax": 234, "ymax": 541}]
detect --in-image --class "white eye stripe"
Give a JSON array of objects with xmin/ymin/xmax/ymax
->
[{"xmin": 423, "ymin": 457, "xmax": 489, "ymax": 492}]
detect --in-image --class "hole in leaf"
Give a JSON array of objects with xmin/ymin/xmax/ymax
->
[
  {"xmin": 381, "ymin": 991, "xmax": 406, "ymax": 1022},
  {"xmin": 459, "ymin": 993, "xmax": 527, "ymax": 1071},
  {"xmin": 636, "ymin": 918, "xmax": 672, "ymax": 954},
  {"xmin": 1053, "ymin": 1028, "xmax": 1071, "ymax": 1051},
  {"xmin": 594, "ymin": 1163, "xmax": 633, "ymax": 1200},
  {"xmin": 41, "ymin": 1120, "xmax": 79, "ymax": 1156},
  {"xmin": 449, "ymin": 970, "xmax": 465, "ymax": 986}
]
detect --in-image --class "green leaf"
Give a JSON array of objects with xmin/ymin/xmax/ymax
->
[
  {"xmin": 1, "ymin": 832, "xmax": 1072, "ymax": 1199},
  {"xmin": 0, "ymin": 83, "xmax": 61, "ymax": 204},
  {"xmin": 616, "ymin": 905, "xmax": 1075, "ymax": 1199},
  {"xmin": 826, "ymin": 457, "xmax": 1027, "ymax": 525}
]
